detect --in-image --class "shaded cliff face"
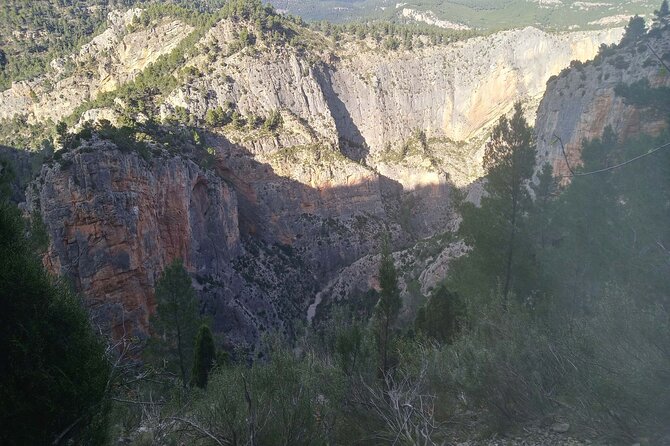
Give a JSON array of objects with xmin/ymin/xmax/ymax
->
[
  {"xmin": 535, "ymin": 28, "xmax": 670, "ymax": 175},
  {"xmin": 5, "ymin": 10, "xmax": 628, "ymax": 344},
  {"xmin": 23, "ymin": 135, "xmax": 408, "ymax": 345},
  {"xmin": 27, "ymin": 142, "xmax": 240, "ymax": 339}
]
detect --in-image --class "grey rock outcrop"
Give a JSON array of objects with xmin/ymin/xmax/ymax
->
[
  {"xmin": 0, "ymin": 11, "xmax": 193, "ymax": 123},
  {"xmin": 3, "ymin": 9, "xmax": 632, "ymax": 344},
  {"xmin": 535, "ymin": 27, "xmax": 670, "ymax": 175}
]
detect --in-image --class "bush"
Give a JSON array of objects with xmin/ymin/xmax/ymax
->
[
  {"xmin": 559, "ymin": 290, "xmax": 670, "ymax": 441},
  {"xmin": 415, "ymin": 284, "xmax": 465, "ymax": 344},
  {"xmin": 263, "ymin": 110, "xmax": 282, "ymax": 132},
  {"xmin": 429, "ymin": 292, "xmax": 564, "ymax": 427}
]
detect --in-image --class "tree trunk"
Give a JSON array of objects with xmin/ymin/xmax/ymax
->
[{"xmin": 502, "ymin": 189, "xmax": 519, "ymax": 304}]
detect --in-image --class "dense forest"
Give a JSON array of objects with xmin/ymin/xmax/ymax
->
[{"xmin": 0, "ymin": 1, "xmax": 669, "ymax": 445}]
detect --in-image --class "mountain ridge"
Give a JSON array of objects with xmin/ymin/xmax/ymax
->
[{"xmin": 4, "ymin": 4, "xmax": 662, "ymax": 348}]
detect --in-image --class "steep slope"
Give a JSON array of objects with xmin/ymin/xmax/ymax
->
[
  {"xmin": 535, "ymin": 26, "xmax": 670, "ymax": 175},
  {"xmin": 0, "ymin": 9, "xmax": 193, "ymax": 123},
  {"xmin": 1, "ymin": 6, "xmax": 627, "ymax": 344},
  {"xmin": 26, "ymin": 141, "xmax": 241, "ymax": 340},
  {"xmin": 330, "ymin": 27, "xmax": 622, "ymax": 159}
]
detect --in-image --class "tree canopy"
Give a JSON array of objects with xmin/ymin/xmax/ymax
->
[{"xmin": 0, "ymin": 201, "xmax": 110, "ymax": 445}]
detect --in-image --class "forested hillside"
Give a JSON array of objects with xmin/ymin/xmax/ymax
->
[{"xmin": 270, "ymin": 0, "xmax": 660, "ymax": 30}]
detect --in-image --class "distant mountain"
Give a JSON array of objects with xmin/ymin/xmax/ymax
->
[
  {"xmin": 0, "ymin": 0, "xmax": 656, "ymax": 90},
  {"xmin": 268, "ymin": 0, "xmax": 659, "ymax": 30}
]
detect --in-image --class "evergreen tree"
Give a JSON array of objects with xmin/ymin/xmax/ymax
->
[
  {"xmin": 451, "ymin": 102, "xmax": 537, "ymax": 303},
  {"xmin": 0, "ymin": 202, "xmax": 110, "ymax": 445},
  {"xmin": 150, "ymin": 258, "xmax": 200, "ymax": 386},
  {"xmin": 621, "ymin": 16, "xmax": 646, "ymax": 45},
  {"xmin": 540, "ymin": 126, "xmax": 670, "ymax": 311},
  {"xmin": 191, "ymin": 324, "xmax": 216, "ymax": 389},
  {"xmin": 484, "ymin": 102, "xmax": 536, "ymax": 299},
  {"xmin": 530, "ymin": 163, "xmax": 559, "ymax": 250},
  {"xmin": 415, "ymin": 285, "xmax": 465, "ymax": 344},
  {"xmin": 652, "ymin": 0, "xmax": 670, "ymax": 29},
  {"xmin": 373, "ymin": 239, "xmax": 402, "ymax": 375}
]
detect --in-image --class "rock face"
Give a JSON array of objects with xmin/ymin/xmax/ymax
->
[
  {"xmin": 162, "ymin": 23, "xmax": 621, "ymax": 189},
  {"xmin": 535, "ymin": 27, "xmax": 670, "ymax": 176},
  {"xmin": 3, "ymin": 10, "xmax": 629, "ymax": 345},
  {"xmin": 330, "ymin": 27, "xmax": 623, "ymax": 154},
  {"xmin": 27, "ymin": 141, "xmax": 240, "ymax": 339},
  {"xmin": 0, "ymin": 10, "xmax": 193, "ymax": 123}
]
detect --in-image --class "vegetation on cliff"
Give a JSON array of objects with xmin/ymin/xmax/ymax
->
[
  {"xmin": 0, "ymin": 1, "xmax": 669, "ymax": 445},
  {"xmin": 0, "ymin": 178, "xmax": 110, "ymax": 444},
  {"xmin": 102, "ymin": 85, "xmax": 670, "ymax": 443}
]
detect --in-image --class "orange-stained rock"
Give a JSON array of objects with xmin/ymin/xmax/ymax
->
[
  {"xmin": 28, "ymin": 142, "xmax": 240, "ymax": 340},
  {"xmin": 536, "ymin": 28, "xmax": 670, "ymax": 177}
]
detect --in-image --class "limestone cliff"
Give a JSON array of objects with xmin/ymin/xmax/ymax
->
[
  {"xmin": 535, "ymin": 27, "xmax": 670, "ymax": 175},
  {"xmin": 1, "ymin": 9, "xmax": 629, "ymax": 345},
  {"xmin": 0, "ymin": 9, "xmax": 193, "ymax": 123},
  {"xmin": 331, "ymin": 27, "xmax": 623, "ymax": 155}
]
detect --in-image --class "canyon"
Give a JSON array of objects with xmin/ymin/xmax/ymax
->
[{"xmin": 3, "ymin": 7, "xmax": 667, "ymax": 348}]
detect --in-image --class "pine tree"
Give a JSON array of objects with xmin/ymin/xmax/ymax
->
[
  {"xmin": 451, "ymin": 102, "xmax": 537, "ymax": 303},
  {"xmin": 530, "ymin": 163, "xmax": 559, "ymax": 250},
  {"xmin": 373, "ymin": 238, "xmax": 402, "ymax": 375},
  {"xmin": 0, "ymin": 202, "xmax": 110, "ymax": 445},
  {"xmin": 652, "ymin": 0, "xmax": 670, "ymax": 29},
  {"xmin": 150, "ymin": 259, "xmax": 200, "ymax": 386},
  {"xmin": 191, "ymin": 324, "xmax": 216, "ymax": 389},
  {"xmin": 483, "ymin": 102, "xmax": 536, "ymax": 300},
  {"xmin": 415, "ymin": 285, "xmax": 465, "ymax": 344},
  {"xmin": 621, "ymin": 16, "xmax": 646, "ymax": 45}
]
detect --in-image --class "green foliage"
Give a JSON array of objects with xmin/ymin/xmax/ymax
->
[
  {"xmin": 560, "ymin": 290, "xmax": 670, "ymax": 440},
  {"xmin": 290, "ymin": 0, "xmax": 655, "ymax": 32},
  {"xmin": 56, "ymin": 120, "xmax": 152, "ymax": 161},
  {"xmin": 451, "ymin": 102, "xmax": 538, "ymax": 302},
  {"xmin": 149, "ymin": 258, "xmax": 201, "ymax": 386},
  {"xmin": 190, "ymin": 324, "xmax": 216, "ymax": 389},
  {"xmin": 538, "ymin": 127, "xmax": 670, "ymax": 310},
  {"xmin": 187, "ymin": 340, "xmax": 344, "ymax": 445},
  {"xmin": 0, "ymin": 0, "xmax": 110, "ymax": 90},
  {"xmin": 310, "ymin": 19, "xmax": 478, "ymax": 49},
  {"xmin": 373, "ymin": 238, "xmax": 402, "ymax": 375},
  {"xmin": 615, "ymin": 79, "xmax": 670, "ymax": 119},
  {"xmin": 204, "ymin": 105, "xmax": 233, "ymax": 128},
  {"xmin": 0, "ymin": 114, "xmax": 55, "ymax": 150},
  {"xmin": 621, "ymin": 15, "xmax": 647, "ymax": 45},
  {"xmin": 383, "ymin": 36, "xmax": 401, "ymax": 50},
  {"xmin": 0, "ymin": 203, "xmax": 110, "ymax": 445},
  {"xmin": 263, "ymin": 109, "xmax": 283, "ymax": 132},
  {"xmin": 426, "ymin": 287, "xmax": 670, "ymax": 438},
  {"xmin": 432, "ymin": 291, "xmax": 564, "ymax": 427},
  {"xmin": 651, "ymin": 0, "xmax": 670, "ymax": 31},
  {"xmin": 0, "ymin": 157, "xmax": 14, "ymax": 201},
  {"xmin": 415, "ymin": 285, "xmax": 465, "ymax": 344}
]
